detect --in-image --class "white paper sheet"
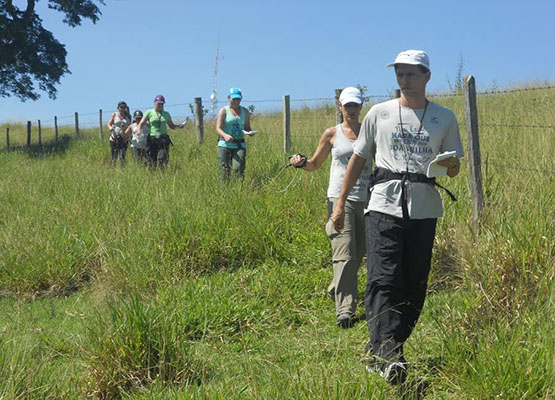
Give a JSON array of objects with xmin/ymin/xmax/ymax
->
[{"xmin": 426, "ymin": 151, "xmax": 458, "ymax": 178}]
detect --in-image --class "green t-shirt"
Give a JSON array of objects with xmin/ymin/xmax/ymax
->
[{"xmin": 144, "ymin": 109, "xmax": 172, "ymax": 136}]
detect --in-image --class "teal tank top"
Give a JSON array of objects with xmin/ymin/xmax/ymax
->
[{"xmin": 219, "ymin": 106, "xmax": 246, "ymax": 149}]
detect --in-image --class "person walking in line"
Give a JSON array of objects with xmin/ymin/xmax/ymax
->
[
  {"xmin": 290, "ymin": 87, "xmax": 370, "ymax": 329},
  {"xmin": 137, "ymin": 95, "xmax": 186, "ymax": 169},
  {"xmin": 125, "ymin": 110, "xmax": 149, "ymax": 164},
  {"xmin": 216, "ymin": 88, "xmax": 254, "ymax": 180},
  {"xmin": 332, "ymin": 50, "xmax": 464, "ymax": 384},
  {"xmin": 107, "ymin": 101, "xmax": 131, "ymax": 166}
]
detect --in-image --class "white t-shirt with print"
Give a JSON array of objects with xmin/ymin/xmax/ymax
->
[
  {"xmin": 130, "ymin": 122, "xmax": 150, "ymax": 149},
  {"xmin": 353, "ymin": 99, "xmax": 464, "ymax": 219}
]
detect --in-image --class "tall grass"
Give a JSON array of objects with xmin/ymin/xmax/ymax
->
[{"xmin": 0, "ymin": 87, "xmax": 553, "ymax": 398}]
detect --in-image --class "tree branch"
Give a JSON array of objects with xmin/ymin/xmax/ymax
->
[
  {"xmin": 23, "ymin": 0, "xmax": 36, "ymax": 21},
  {"xmin": 5, "ymin": 0, "xmax": 19, "ymax": 19}
]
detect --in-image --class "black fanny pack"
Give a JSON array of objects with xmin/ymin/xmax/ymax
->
[
  {"xmin": 369, "ymin": 167, "xmax": 457, "ymax": 222},
  {"xmin": 148, "ymin": 134, "xmax": 172, "ymax": 146},
  {"xmin": 218, "ymin": 138, "xmax": 245, "ymax": 144}
]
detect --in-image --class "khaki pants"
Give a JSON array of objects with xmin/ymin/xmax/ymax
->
[
  {"xmin": 218, "ymin": 146, "xmax": 246, "ymax": 180},
  {"xmin": 325, "ymin": 198, "xmax": 367, "ymax": 318}
]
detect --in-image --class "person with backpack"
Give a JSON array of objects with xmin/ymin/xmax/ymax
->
[
  {"xmin": 289, "ymin": 87, "xmax": 371, "ymax": 329},
  {"xmin": 216, "ymin": 88, "xmax": 255, "ymax": 180},
  {"xmin": 107, "ymin": 101, "xmax": 131, "ymax": 166},
  {"xmin": 137, "ymin": 95, "xmax": 186, "ymax": 169},
  {"xmin": 125, "ymin": 110, "xmax": 149, "ymax": 164}
]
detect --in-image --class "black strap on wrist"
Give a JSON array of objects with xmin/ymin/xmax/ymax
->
[{"xmin": 290, "ymin": 153, "xmax": 307, "ymax": 168}]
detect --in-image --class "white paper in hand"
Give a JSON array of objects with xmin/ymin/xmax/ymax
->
[
  {"xmin": 242, "ymin": 130, "xmax": 258, "ymax": 136},
  {"xmin": 426, "ymin": 151, "xmax": 458, "ymax": 178},
  {"xmin": 178, "ymin": 121, "xmax": 187, "ymax": 128}
]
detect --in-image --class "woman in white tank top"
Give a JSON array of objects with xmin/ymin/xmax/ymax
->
[
  {"xmin": 290, "ymin": 87, "xmax": 370, "ymax": 328},
  {"xmin": 107, "ymin": 101, "xmax": 131, "ymax": 166}
]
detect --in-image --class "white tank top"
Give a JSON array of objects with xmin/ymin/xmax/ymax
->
[
  {"xmin": 130, "ymin": 122, "xmax": 149, "ymax": 148},
  {"xmin": 110, "ymin": 112, "xmax": 130, "ymax": 142},
  {"xmin": 327, "ymin": 124, "xmax": 370, "ymax": 202}
]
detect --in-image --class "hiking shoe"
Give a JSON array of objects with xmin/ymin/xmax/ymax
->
[
  {"xmin": 380, "ymin": 361, "xmax": 408, "ymax": 385},
  {"xmin": 366, "ymin": 360, "xmax": 381, "ymax": 373},
  {"xmin": 336, "ymin": 315, "xmax": 354, "ymax": 329},
  {"xmin": 365, "ymin": 343, "xmax": 379, "ymax": 372}
]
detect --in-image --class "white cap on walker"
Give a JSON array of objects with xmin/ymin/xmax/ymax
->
[
  {"xmin": 387, "ymin": 50, "xmax": 430, "ymax": 71},
  {"xmin": 339, "ymin": 87, "xmax": 363, "ymax": 105}
]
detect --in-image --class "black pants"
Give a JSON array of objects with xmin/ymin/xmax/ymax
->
[
  {"xmin": 110, "ymin": 140, "xmax": 127, "ymax": 166},
  {"xmin": 146, "ymin": 135, "xmax": 170, "ymax": 168},
  {"xmin": 364, "ymin": 211, "xmax": 437, "ymax": 362}
]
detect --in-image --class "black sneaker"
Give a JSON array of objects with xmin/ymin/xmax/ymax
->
[
  {"xmin": 366, "ymin": 360, "xmax": 381, "ymax": 373},
  {"xmin": 380, "ymin": 361, "xmax": 408, "ymax": 385}
]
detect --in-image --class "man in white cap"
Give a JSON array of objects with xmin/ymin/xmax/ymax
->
[
  {"xmin": 331, "ymin": 50, "xmax": 464, "ymax": 384},
  {"xmin": 289, "ymin": 87, "xmax": 371, "ymax": 328}
]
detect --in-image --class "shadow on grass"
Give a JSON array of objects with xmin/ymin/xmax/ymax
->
[{"xmin": 2, "ymin": 135, "xmax": 73, "ymax": 158}]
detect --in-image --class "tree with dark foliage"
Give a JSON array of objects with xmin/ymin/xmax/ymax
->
[{"xmin": 0, "ymin": 0, "xmax": 105, "ymax": 101}]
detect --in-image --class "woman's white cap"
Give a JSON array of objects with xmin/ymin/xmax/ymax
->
[
  {"xmin": 339, "ymin": 87, "xmax": 363, "ymax": 105},
  {"xmin": 387, "ymin": 50, "xmax": 430, "ymax": 71}
]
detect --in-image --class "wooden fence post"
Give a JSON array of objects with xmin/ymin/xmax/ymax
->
[
  {"xmin": 99, "ymin": 109, "xmax": 103, "ymax": 139},
  {"xmin": 27, "ymin": 121, "xmax": 31, "ymax": 148},
  {"xmin": 75, "ymin": 112, "xmax": 80, "ymax": 139},
  {"xmin": 394, "ymin": 89, "xmax": 401, "ymax": 98},
  {"xmin": 194, "ymin": 97, "xmax": 204, "ymax": 145},
  {"xmin": 463, "ymin": 75, "xmax": 484, "ymax": 225},
  {"xmin": 6, "ymin": 127, "xmax": 9, "ymax": 150},
  {"xmin": 283, "ymin": 95, "xmax": 291, "ymax": 153},
  {"xmin": 335, "ymin": 88, "xmax": 343, "ymax": 124},
  {"xmin": 38, "ymin": 119, "xmax": 42, "ymax": 146},
  {"xmin": 54, "ymin": 116, "xmax": 58, "ymax": 143}
]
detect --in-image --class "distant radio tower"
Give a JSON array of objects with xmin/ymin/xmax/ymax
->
[{"xmin": 210, "ymin": 41, "xmax": 220, "ymax": 116}]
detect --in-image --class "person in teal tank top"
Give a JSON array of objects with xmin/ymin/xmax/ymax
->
[{"xmin": 216, "ymin": 88, "xmax": 254, "ymax": 179}]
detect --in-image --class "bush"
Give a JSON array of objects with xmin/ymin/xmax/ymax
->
[{"xmin": 82, "ymin": 294, "xmax": 202, "ymax": 399}]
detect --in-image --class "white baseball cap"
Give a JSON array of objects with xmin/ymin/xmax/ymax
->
[
  {"xmin": 387, "ymin": 50, "xmax": 430, "ymax": 71},
  {"xmin": 339, "ymin": 87, "xmax": 363, "ymax": 105}
]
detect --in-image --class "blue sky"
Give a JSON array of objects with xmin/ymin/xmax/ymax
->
[{"xmin": 1, "ymin": 0, "xmax": 554, "ymax": 125}]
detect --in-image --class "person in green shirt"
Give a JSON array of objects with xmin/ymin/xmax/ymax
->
[
  {"xmin": 216, "ymin": 88, "xmax": 254, "ymax": 179},
  {"xmin": 138, "ymin": 94, "xmax": 186, "ymax": 168}
]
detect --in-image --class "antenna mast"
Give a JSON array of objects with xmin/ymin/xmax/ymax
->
[{"xmin": 210, "ymin": 40, "xmax": 220, "ymax": 116}]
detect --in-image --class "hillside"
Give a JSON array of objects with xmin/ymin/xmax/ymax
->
[{"xmin": 0, "ymin": 87, "xmax": 553, "ymax": 399}]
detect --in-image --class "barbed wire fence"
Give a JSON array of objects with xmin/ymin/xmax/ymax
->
[
  {"xmin": 2, "ymin": 81, "xmax": 554, "ymax": 210},
  {"xmin": 3, "ymin": 84, "xmax": 554, "ymax": 146}
]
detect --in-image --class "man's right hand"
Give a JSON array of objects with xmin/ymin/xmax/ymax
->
[{"xmin": 331, "ymin": 203, "xmax": 346, "ymax": 232}]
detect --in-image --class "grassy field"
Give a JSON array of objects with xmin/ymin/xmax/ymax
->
[{"xmin": 0, "ymin": 87, "xmax": 553, "ymax": 399}]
